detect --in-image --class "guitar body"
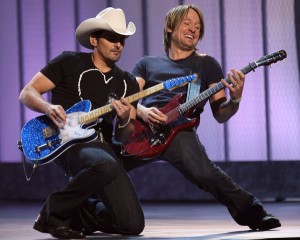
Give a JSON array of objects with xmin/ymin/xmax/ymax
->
[
  {"xmin": 123, "ymin": 94, "xmax": 199, "ymax": 159},
  {"xmin": 21, "ymin": 100, "xmax": 97, "ymax": 165}
]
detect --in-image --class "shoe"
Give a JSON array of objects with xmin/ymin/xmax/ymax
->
[
  {"xmin": 249, "ymin": 213, "xmax": 281, "ymax": 230},
  {"xmin": 33, "ymin": 215, "xmax": 86, "ymax": 239}
]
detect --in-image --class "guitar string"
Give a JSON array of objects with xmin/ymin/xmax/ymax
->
[{"xmin": 165, "ymin": 108, "xmax": 180, "ymax": 123}]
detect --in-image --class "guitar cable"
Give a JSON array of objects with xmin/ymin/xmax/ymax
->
[
  {"xmin": 22, "ymin": 155, "xmax": 38, "ymax": 181},
  {"xmin": 120, "ymin": 142, "xmax": 158, "ymax": 158}
]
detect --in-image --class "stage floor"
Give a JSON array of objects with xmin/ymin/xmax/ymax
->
[{"xmin": 0, "ymin": 201, "xmax": 299, "ymax": 239}]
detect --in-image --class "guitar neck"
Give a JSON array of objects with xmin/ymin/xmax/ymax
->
[
  {"xmin": 179, "ymin": 62, "xmax": 258, "ymax": 114},
  {"xmin": 79, "ymin": 83, "xmax": 165, "ymax": 125}
]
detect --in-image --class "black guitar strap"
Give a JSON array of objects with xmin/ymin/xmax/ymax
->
[{"xmin": 186, "ymin": 52, "xmax": 205, "ymax": 102}]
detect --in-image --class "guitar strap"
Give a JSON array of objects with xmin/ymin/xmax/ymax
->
[{"xmin": 186, "ymin": 52, "xmax": 205, "ymax": 102}]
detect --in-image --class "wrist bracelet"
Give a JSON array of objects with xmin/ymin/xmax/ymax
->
[
  {"xmin": 230, "ymin": 96, "xmax": 242, "ymax": 104},
  {"xmin": 118, "ymin": 117, "xmax": 131, "ymax": 129}
]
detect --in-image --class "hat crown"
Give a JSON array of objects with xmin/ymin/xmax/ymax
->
[{"xmin": 96, "ymin": 7, "xmax": 127, "ymax": 31}]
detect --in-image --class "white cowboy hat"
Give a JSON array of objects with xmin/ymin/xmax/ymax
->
[{"xmin": 75, "ymin": 7, "xmax": 136, "ymax": 49}]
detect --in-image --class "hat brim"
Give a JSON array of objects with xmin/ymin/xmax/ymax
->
[{"xmin": 76, "ymin": 18, "xmax": 136, "ymax": 49}]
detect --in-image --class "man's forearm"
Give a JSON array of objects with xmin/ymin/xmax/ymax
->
[
  {"xmin": 19, "ymin": 86, "xmax": 50, "ymax": 114},
  {"xmin": 213, "ymin": 98, "xmax": 240, "ymax": 123},
  {"xmin": 136, "ymin": 103, "xmax": 146, "ymax": 119}
]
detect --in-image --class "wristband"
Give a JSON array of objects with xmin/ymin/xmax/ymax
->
[
  {"xmin": 117, "ymin": 117, "xmax": 131, "ymax": 129},
  {"xmin": 230, "ymin": 96, "xmax": 242, "ymax": 104}
]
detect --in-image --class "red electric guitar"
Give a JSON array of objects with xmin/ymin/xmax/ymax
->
[{"xmin": 122, "ymin": 50, "xmax": 287, "ymax": 159}]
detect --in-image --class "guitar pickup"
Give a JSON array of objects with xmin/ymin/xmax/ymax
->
[{"xmin": 42, "ymin": 126, "xmax": 59, "ymax": 139}]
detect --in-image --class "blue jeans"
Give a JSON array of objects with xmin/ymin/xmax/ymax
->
[
  {"xmin": 123, "ymin": 129, "xmax": 266, "ymax": 226},
  {"xmin": 39, "ymin": 141, "xmax": 144, "ymax": 235}
]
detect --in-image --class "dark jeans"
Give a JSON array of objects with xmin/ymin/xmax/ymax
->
[
  {"xmin": 122, "ymin": 129, "xmax": 266, "ymax": 226},
  {"xmin": 39, "ymin": 141, "xmax": 144, "ymax": 235}
]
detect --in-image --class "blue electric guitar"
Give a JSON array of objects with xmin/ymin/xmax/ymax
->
[{"xmin": 18, "ymin": 74, "xmax": 198, "ymax": 165}]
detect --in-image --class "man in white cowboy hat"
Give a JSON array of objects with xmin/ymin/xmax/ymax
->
[
  {"xmin": 76, "ymin": 7, "xmax": 136, "ymax": 49},
  {"xmin": 19, "ymin": 7, "xmax": 144, "ymax": 239}
]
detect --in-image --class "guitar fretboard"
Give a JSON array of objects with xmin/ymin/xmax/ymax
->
[
  {"xmin": 78, "ymin": 73, "xmax": 197, "ymax": 124},
  {"xmin": 79, "ymin": 83, "xmax": 165, "ymax": 124},
  {"xmin": 178, "ymin": 62, "xmax": 258, "ymax": 114}
]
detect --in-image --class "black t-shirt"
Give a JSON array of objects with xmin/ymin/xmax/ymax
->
[
  {"xmin": 132, "ymin": 52, "xmax": 224, "ymax": 113},
  {"xmin": 41, "ymin": 51, "xmax": 139, "ymax": 142}
]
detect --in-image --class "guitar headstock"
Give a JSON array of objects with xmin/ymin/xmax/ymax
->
[
  {"xmin": 256, "ymin": 50, "xmax": 287, "ymax": 67},
  {"xmin": 163, "ymin": 73, "xmax": 198, "ymax": 91}
]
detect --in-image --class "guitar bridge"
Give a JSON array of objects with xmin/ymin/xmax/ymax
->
[
  {"xmin": 150, "ymin": 124, "xmax": 171, "ymax": 146},
  {"xmin": 34, "ymin": 139, "xmax": 62, "ymax": 153}
]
